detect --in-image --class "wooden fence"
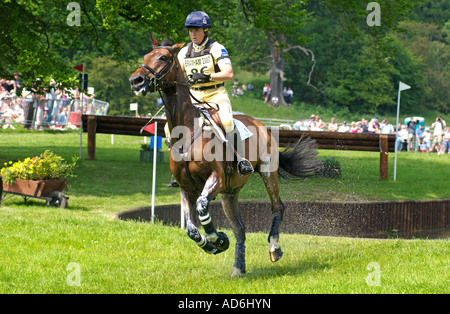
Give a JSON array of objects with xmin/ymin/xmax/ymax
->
[{"xmin": 82, "ymin": 115, "xmax": 396, "ymax": 179}]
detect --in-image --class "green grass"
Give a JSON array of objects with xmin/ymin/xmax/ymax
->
[{"xmin": 0, "ymin": 129, "xmax": 449, "ymax": 293}]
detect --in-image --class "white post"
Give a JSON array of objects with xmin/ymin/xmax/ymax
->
[
  {"xmin": 393, "ymin": 87, "xmax": 401, "ymax": 182},
  {"xmin": 393, "ymin": 81, "xmax": 411, "ymax": 182},
  {"xmin": 151, "ymin": 122, "xmax": 158, "ymax": 224}
]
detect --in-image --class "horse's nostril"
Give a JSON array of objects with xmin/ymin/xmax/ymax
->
[
  {"xmin": 130, "ymin": 75, "xmax": 145, "ymax": 88},
  {"xmin": 134, "ymin": 77, "xmax": 144, "ymax": 85}
]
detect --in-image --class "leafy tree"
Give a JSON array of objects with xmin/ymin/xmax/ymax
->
[
  {"xmin": 0, "ymin": 0, "xmax": 104, "ymax": 93},
  {"xmin": 395, "ymin": 21, "xmax": 450, "ymax": 113}
]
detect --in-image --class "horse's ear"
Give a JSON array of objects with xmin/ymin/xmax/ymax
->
[
  {"xmin": 171, "ymin": 43, "xmax": 186, "ymax": 53},
  {"xmin": 149, "ymin": 33, "xmax": 159, "ymax": 49}
]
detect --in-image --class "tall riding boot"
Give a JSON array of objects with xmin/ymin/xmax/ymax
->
[{"xmin": 229, "ymin": 129, "xmax": 254, "ymax": 176}]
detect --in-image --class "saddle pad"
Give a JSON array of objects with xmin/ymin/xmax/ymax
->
[{"xmin": 234, "ymin": 118, "xmax": 253, "ymax": 141}]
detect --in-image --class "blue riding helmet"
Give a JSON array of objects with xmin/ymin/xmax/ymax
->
[{"xmin": 184, "ymin": 11, "xmax": 211, "ymax": 28}]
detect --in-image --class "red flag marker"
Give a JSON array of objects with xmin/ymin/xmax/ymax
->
[
  {"xmin": 143, "ymin": 123, "xmax": 156, "ymax": 135},
  {"xmin": 73, "ymin": 64, "xmax": 84, "ymax": 72}
]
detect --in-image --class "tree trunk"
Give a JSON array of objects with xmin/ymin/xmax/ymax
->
[{"xmin": 267, "ymin": 33, "xmax": 288, "ymax": 107}]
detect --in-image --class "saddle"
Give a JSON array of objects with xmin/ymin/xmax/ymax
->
[{"xmin": 193, "ymin": 103, "xmax": 228, "ymax": 143}]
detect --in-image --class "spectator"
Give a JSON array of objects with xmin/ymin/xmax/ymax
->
[
  {"xmin": 310, "ymin": 121, "xmax": 322, "ymax": 131},
  {"xmin": 338, "ymin": 121, "xmax": 350, "ymax": 132},
  {"xmin": 328, "ymin": 118, "xmax": 338, "ymax": 132},
  {"xmin": 314, "ymin": 115, "xmax": 326, "ymax": 130},
  {"xmin": 263, "ymin": 84, "xmax": 268, "ymax": 102},
  {"xmin": 285, "ymin": 87, "xmax": 293, "ymax": 105},
  {"xmin": 397, "ymin": 125, "xmax": 408, "ymax": 151},
  {"xmin": 21, "ymin": 87, "xmax": 34, "ymax": 130},
  {"xmin": 358, "ymin": 118, "xmax": 369, "ymax": 133},
  {"xmin": 350, "ymin": 121, "xmax": 360, "ymax": 133},
  {"xmin": 406, "ymin": 118, "xmax": 417, "ymax": 152},
  {"xmin": 231, "ymin": 86, "xmax": 237, "ymax": 97},
  {"xmin": 271, "ymin": 95, "xmax": 279, "ymax": 107},
  {"xmin": 1, "ymin": 100, "xmax": 19, "ymax": 129},
  {"xmin": 35, "ymin": 99, "xmax": 46, "ymax": 131},
  {"xmin": 45, "ymin": 79, "xmax": 56, "ymax": 126},
  {"xmin": 368, "ymin": 116, "xmax": 381, "ymax": 133},
  {"xmin": 422, "ymin": 128, "xmax": 432, "ymax": 152},
  {"xmin": 381, "ymin": 119, "xmax": 394, "ymax": 134},
  {"xmin": 247, "ymin": 82, "xmax": 254, "ymax": 91},
  {"xmin": 442, "ymin": 127, "xmax": 450, "ymax": 154},
  {"xmin": 56, "ymin": 107, "xmax": 68, "ymax": 127},
  {"xmin": 293, "ymin": 120, "xmax": 307, "ymax": 130},
  {"xmin": 415, "ymin": 124, "xmax": 425, "ymax": 152},
  {"xmin": 233, "ymin": 79, "xmax": 239, "ymax": 89},
  {"xmin": 431, "ymin": 115, "xmax": 446, "ymax": 153},
  {"xmin": 14, "ymin": 72, "xmax": 21, "ymax": 93}
]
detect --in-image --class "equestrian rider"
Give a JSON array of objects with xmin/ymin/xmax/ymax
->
[{"xmin": 177, "ymin": 11, "xmax": 254, "ymax": 176}]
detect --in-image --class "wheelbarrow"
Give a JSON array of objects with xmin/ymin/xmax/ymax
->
[{"xmin": 0, "ymin": 177, "xmax": 68, "ymax": 208}]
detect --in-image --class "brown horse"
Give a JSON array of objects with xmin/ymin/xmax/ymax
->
[{"xmin": 130, "ymin": 36, "xmax": 321, "ymax": 277}]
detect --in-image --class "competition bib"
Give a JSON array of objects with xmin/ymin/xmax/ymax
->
[{"xmin": 184, "ymin": 54, "xmax": 217, "ymax": 87}]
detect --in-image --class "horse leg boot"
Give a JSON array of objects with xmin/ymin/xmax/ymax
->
[
  {"xmin": 196, "ymin": 173, "xmax": 229, "ymax": 254},
  {"xmin": 182, "ymin": 189, "xmax": 218, "ymax": 254}
]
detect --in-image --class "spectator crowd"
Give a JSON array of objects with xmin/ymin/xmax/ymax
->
[
  {"xmin": 292, "ymin": 114, "xmax": 449, "ymax": 154},
  {"xmin": 1, "ymin": 73, "xmax": 107, "ymax": 131}
]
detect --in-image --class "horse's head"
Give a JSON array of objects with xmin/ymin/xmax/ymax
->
[{"xmin": 130, "ymin": 35, "xmax": 185, "ymax": 95}]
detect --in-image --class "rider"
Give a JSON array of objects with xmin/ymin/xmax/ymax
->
[{"xmin": 177, "ymin": 11, "xmax": 254, "ymax": 176}]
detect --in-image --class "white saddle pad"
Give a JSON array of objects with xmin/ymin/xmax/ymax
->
[{"xmin": 234, "ymin": 118, "xmax": 253, "ymax": 141}]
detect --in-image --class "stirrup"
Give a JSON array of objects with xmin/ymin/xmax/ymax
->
[{"xmin": 237, "ymin": 158, "xmax": 254, "ymax": 176}]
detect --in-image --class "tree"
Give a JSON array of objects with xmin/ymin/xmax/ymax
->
[
  {"xmin": 0, "ymin": 0, "xmax": 104, "ymax": 93},
  {"xmin": 238, "ymin": 0, "xmax": 313, "ymax": 106}
]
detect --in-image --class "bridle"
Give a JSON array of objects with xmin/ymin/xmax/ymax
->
[
  {"xmin": 138, "ymin": 46, "xmax": 181, "ymax": 126},
  {"xmin": 139, "ymin": 46, "xmax": 178, "ymax": 92},
  {"xmin": 138, "ymin": 45, "xmax": 217, "ymax": 141}
]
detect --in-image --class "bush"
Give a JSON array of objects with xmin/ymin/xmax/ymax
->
[
  {"xmin": 316, "ymin": 157, "xmax": 341, "ymax": 178},
  {"xmin": 1, "ymin": 150, "xmax": 78, "ymax": 185}
]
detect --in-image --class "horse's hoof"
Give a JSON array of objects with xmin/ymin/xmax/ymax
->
[
  {"xmin": 214, "ymin": 232, "xmax": 230, "ymax": 254},
  {"xmin": 231, "ymin": 268, "xmax": 245, "ymax": 278},
  {"xmin": 270, "ymin": 247, "xmax": 283, "ymax": 262}
]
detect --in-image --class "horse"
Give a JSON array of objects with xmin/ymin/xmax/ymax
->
[{"xmin": 129, "ymin": 36, "xmax": 321, "ymax": 277}]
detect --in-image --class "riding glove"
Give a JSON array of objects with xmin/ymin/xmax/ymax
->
[{"xmin": 191, "ymin": 72, "xmax": 211, "ymax": 84}]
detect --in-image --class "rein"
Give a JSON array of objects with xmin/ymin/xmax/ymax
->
[{"xmin": 138, "ymin": 46, "xmax": 220, "ymax": 147}]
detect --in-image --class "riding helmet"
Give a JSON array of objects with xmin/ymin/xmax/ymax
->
[{"xmin": 184, "ymin": 11, "xmax": 211, "ymax": 28}]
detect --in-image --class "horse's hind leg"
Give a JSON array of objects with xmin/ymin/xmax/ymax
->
[
  {"xmin": 221, "ymin": 193, "xmax": 246, "ymax": 277},
  {"xmin": 257, "ymin": 159, "xmax": 285, "ymax": 262}
]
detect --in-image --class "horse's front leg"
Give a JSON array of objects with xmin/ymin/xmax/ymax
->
[
  {"xmin": 196, "ymin": 172, "xmax": 229, "ymax": 254},
  {"xmin": 182, "ymin": 189, "xmax": 218, "ymax": 254}
]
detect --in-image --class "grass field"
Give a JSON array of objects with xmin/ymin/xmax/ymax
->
[{"xmin": 0, "ymin": 129, "xmax": 449, "ymax": 294}]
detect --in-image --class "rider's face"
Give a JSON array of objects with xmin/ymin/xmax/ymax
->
[{"xmin": 188, "ymin": 28, "xmax": 206, "ymax": 45}]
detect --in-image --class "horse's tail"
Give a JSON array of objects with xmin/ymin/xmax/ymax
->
[{"xmin": 278, "ymin": 136, "xmax": 323, "ymax": 178}]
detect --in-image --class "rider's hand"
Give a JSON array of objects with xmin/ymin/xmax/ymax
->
[{"xmin": 191, "ymin": 72, "xmax": 211, "ymax": 84}]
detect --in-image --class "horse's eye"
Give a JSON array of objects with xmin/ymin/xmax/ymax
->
[{"xmin": 160, "ymin": 55, "xmax": 168, "ymax": 62}]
